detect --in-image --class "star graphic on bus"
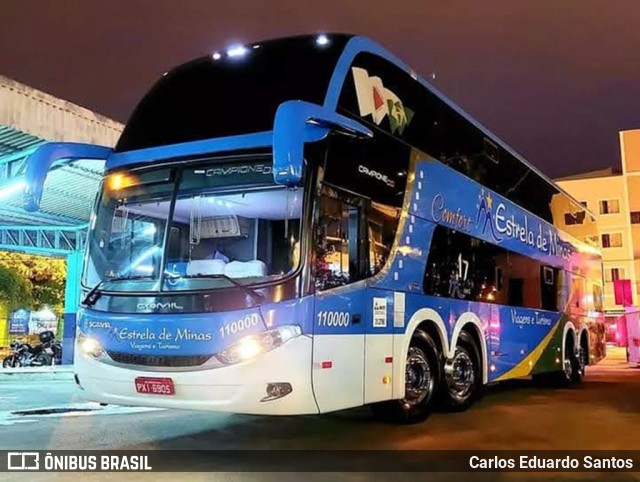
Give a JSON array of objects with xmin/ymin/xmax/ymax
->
[{"xmin": 476, "ymin": 189, "xmax": 502, "ymax": 242}]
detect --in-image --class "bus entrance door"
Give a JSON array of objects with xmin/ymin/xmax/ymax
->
[{"xmin": 311, "ymin": 194, "xmax": 367, "ymax": 413}]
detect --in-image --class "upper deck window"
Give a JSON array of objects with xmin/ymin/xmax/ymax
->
[{"xmin": 115, "ymin": 35, "xmax": 350, "ymax": 152}]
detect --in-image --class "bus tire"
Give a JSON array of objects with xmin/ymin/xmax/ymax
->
[
  {"xmin": 578, "ymin": 335, "xmax": 589, "ymax": 380},
  {"xmin": 533, "ymin": 334, "xmax": 582, "ymax": 388},
  {"xmin": 371, "ymin": 329, "xmax": 441, "ymax": 424},
  {"xmin": 440, "ymin": 331, "xmax": 482, "ymax": 412}
]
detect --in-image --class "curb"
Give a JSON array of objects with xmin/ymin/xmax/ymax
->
[{"xmin": 0, "ymin": 366, "xmax": 75, "ymax": 382}]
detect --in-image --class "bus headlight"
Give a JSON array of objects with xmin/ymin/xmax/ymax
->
[
  {"xmin": 216, "ymin": 325, "xmax": 301, "ymax": 365},
  {"xmin": 78, "ymin": 332, "xmax": 104, "ymax": 358}
]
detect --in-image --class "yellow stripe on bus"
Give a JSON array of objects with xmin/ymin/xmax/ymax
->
[{"xmin": 493, "ymin": 321, "xmax": 561, "ymax": 381}]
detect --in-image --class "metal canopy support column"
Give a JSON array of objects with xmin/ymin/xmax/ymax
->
[
  {"xmin": 0, "ymin": 224, "xmax": 88, "ymax": 365},
  {"xmin": 62, "ymin": 251, "xmax": 83, "ymax": 365}
]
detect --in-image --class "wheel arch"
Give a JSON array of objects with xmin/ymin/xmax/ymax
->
[
  {"xmin": 393, "ymin": 308, "xmax": 449, "ymax": 398},
  {"xmin": 562, "ymin": 321, "xmax": 578, "ymax": 362},
  {"xmin": 578, "ymin": 326, "xmax": 590, "ymax": 363}
]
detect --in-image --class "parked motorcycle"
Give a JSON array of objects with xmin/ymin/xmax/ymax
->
[
  {"xmin": 46, "ymin": 337, "xmax": 63, "ymax": 365},
  {"xmin": 2, "ymin": 331, "xmax": 60, "ymax": 368}
]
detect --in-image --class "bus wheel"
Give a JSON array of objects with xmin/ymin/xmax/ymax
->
[
  {"xmin": 440, "ymin": 332, "xmax": 481, "ymax": 412},
  {"xmin": 371, "ymin": 329, "xmax": 441, "ymax": 424},
  {"xmin": 534, "ymin": 336, "xmax": 582, "ymax": 387},
  {"xmin": 578, "ymin": 336, "xmax": 589, "ymax": 379}
]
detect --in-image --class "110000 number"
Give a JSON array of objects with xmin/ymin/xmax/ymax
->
[
  {"xmin": 219, "ymin": 313, "xmax": 259, "ymax": 338},
  {"xmin": 317, "ymin": 311, "xmax": 350, "ymax": 327}
]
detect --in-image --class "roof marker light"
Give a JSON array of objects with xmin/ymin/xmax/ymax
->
[
  {"xmin": 212, "ymin": 52, "xmax": 222, "ymax": 60},
  {"xmin": 316, "ymin": 34, "xmax": 329, "ymax": 46},
  {"xmin": 227, "ymin": 45, "xmax": 248, "ymax": 58}
]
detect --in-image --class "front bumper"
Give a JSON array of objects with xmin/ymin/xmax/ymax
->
[{"xmin": 74, "ymin": 335, "xmax": 318, "ymax": 415}]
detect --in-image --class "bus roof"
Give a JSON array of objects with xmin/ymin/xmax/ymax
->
[{"xmin": 114, "ymin": 33, "xmax": 591, "ymax": 219}]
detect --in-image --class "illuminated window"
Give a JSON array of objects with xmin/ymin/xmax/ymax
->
[
  {"xmin": 605, "ymin": 268, "xmax": 626, "ymax": 282},
  {"xmin": 367, "ymin": 202, "xmax": 400, "ymax": 276},
  {"xmin": 601, "ymin": 233, "xmax": 622, "ymax": 248},
  {"xmin": 315, "ymin": 195, "xmax": 362, "ymax": 291},
  {"xmin": 599, "ymin": 199, "xmax": 620, "ymax": 214}
]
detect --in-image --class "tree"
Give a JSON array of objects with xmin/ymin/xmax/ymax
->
[
  {"xmin": 0, "ymin": 264, "xmax": 33, "ymax": 311},
  {"xmin": 0, "ymin": 252, "xmax": 66, "ymax": 316}
]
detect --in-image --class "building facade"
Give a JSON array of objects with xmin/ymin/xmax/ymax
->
[{"xmin": 556, "ymin": 129, "xmax": 640, "ymax": 342}]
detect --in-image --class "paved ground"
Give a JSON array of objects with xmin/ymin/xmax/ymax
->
[{"xmin": 1, "ymin": 347, "xmax": 639, "ymax": 481}]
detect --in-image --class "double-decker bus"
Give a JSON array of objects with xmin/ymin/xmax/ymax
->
[{"xmin": 26, "ymin": 34, "xmax": 606, "ymax": 423}]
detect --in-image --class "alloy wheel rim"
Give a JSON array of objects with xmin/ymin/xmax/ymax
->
[
  {"xmin": 563, "ymin": 351, "xmax": 573, "ymax": 379},
  {"xmin": 448, "ymin": 349, "xmax": 475, "ymax": 400},
  {"xmin": 577, "ymin": 347, "xmax": 586, "ymax": 375},
  {"xmin": 403, "ymin": 346, "xmax": 434, "ymax": 407}
]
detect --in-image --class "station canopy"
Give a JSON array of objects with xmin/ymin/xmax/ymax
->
[{"xmin": 0, "ymin": 75, "xmax": 122, "ymax": 254}]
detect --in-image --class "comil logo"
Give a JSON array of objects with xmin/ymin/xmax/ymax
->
[
  {"xmin": 8, "ymin": 452, "xmax": 39, "ymax": 470},
  {"xmin": 136, "ymin": 302, "xmax": 184, "ymax": 311}
]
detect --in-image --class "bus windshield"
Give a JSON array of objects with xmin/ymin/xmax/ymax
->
[{"xmin": 83, "ymin": 160, "xmax": 303, "ymax": 293}]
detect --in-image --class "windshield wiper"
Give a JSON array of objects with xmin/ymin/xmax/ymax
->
[
  {"xmin": 82, "ymin": 275, "xmax": 157, "ymax": 307},
  {"xmin": 175, "ymin": 274, "xmax": 266, "ymax": 305}
]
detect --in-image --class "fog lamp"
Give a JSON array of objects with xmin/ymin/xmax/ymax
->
[{"xmin": 261, "ymin": 382, "xmax": 293, "ymax": 402}]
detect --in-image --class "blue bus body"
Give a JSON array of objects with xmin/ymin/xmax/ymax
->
[{"xmin": 26, "ymin": 34, "xmax": 605, "ymax": 421}]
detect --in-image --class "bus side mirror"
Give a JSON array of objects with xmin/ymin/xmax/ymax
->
[
  {"xmin": 23, "ymin": 142, "xmax": 113, "ymax": 212},
  {"xmin": 273, "ymin": 100, "xmax": 372, "ymax": 185}
]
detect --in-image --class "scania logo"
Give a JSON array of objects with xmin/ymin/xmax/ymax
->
[{"xmin": 136, "ymin": 302, "xmax": 184, "ymax": 311}]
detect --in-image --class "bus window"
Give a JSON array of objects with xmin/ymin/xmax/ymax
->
[
  {"xmin": 540, "ymin": 266, "xmax": 559, "ymax": 311},
  {"xmin": 424, "ymin": 225, "xmax": 555, "ymax": 310},
  {"xmin": 315, "ymin": 196, "xmax": 363, "ymax": 291},
  {"xmin": 593, "ymin": 284, "xmax": 603, "ymax": 311},
  {"xmin": 571, "ymin": 274, "xmax": 587, "ymax": 311},
  {"xmin": 424, "ymin": 226, "xmax": 505, "ymax": 303},
  {"xmin": 367, "ymin": 201, "xmax": 400, "ymax": 276}
]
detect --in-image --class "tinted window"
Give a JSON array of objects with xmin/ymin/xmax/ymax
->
[
  {"xmin": 323, "ymin": 133, "xmax": 410, "ymax": 208},
  {"xmin": 116, "ymin": 35, "xmax": 351, "ymax": 152},
  {"xmin": 314, "ymin": 194, "xmax": 364, "ymax": 291},
  {"xmin": 424, "ymin": 226, "xmax": 560, "ymax": 311},
  {"xmin": 337, "ymin": 52, "xmax": 584, "ymax": 224},
  {"xmin": 368, "ymin": 201, "xmax": 400, "ymax": 276}
]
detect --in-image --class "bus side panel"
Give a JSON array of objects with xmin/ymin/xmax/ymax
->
[
  {"xmin": 312, "ymin": 287, "xmax": 366, "ymax": 413},
  {"xmin": 363, "ymin": 288, "xmax": 396, "ymax": 404},
  {"xmin": 529, "ymin": 315, "xmax": 568, "ymax": 375}
]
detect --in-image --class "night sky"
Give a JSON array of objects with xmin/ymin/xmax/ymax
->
[{"xmin": 2, "ymin": 0, "xmax": 639, "ymax": 178}]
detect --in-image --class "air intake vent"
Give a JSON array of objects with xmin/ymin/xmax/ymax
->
[
  {"xmin": 201, "ymin": 216, "xmax": 242, "ymax": 238},
  {"xmin": 107, "ymin": 352, "xmax": 212, "ymax": 367}
]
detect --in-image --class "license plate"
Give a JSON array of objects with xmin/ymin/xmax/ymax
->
[{"xmin": 135, "ymin": 377, "xmax": 175, "ymax": 396}]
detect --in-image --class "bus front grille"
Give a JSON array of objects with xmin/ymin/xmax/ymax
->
[{"xmin": 106, "ymin": 351, "xmax": 213, "ymax": 367}]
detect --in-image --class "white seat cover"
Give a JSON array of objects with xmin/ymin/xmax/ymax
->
[
  {"xmin": 225, "ymin": 260, "xmax": 267, "ymax": 278},
  {"xmin": 186, "ymin": 259, "xmax": 226, "ymax": 276}
]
